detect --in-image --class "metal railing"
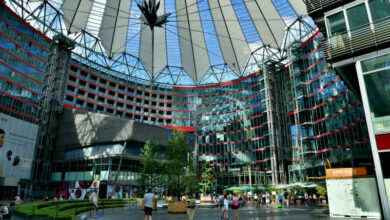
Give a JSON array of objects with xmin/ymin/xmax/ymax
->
[
  {"xmin": 323, "ymin": 17, "xmax": 390, "ymax": 62},
  {"xmin": 306, "ymin": 0, "xmax": 354, "ymax": 14}
]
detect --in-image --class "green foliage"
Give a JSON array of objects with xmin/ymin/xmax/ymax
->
[
  {"xmin": 198, "ymin": 165, "xmax": 216, "ymax": 195},
  {"xmin": 253, "ymin": 185, "xmax": 266, "ymax": 194},
  {"xmin": 266, "ymin": 185, "xmax": 277, "ymax": 193},
  {"xmin": 164, "ymin": 130, "xmax": 194, "ymax": 198},
  {"xmin": 232, "ymin": 190, "xmax": 245, "ymax": 196},
  {"xmin": 12, "ymin": 199, "xmax": 136, "ymax": 220},
  {"xmin": 316, "ymin": 186, "xmax": 327, "ymax": 196},
  {"xmin": 292, "ymin": 186, "xmax": 304, "ymax": 196},
  {"xmin": 138, "ymin": 139, "xmax": 163, "ymax": 195}
]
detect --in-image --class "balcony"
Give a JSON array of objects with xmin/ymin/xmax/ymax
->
[
  {"xmin": 306, "ymin": 0, "xmax": 355, "ymax": 16},
  {"xmin": 323, "ymin": 17, "xmax": 390, "ymax": 63}
]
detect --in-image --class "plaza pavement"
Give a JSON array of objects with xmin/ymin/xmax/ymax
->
[{"xmin": 84, "ymin": 204, "xmax": 331, "ymax": 220}]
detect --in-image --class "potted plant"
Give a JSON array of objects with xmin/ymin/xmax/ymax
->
[
  {"xmin": 316, "ymin": 186, "xmax": 328, "ymax": 204},
  {"xmin": 198, "ymin": 164, "xmax": 216, "ymax": 202},
  {"xmin": 293, "ymin": 186, "xmax": 304, "ymax": 205}
]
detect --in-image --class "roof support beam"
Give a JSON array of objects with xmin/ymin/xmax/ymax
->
[
  {"xmin": 99, "ymin": 0, "xmax": 131, "ymax": 58},
  {"xmin": 61, "ymin": 0, "xmax": 93, "ymax": 33},
  {"xmin": 176, "ymin": 0, "xmax": 210, "ymax": 81},
  {"xmin": 245, "ymin": 0, "xmax": 286, "ymax": 50},
  {"xmin": 209, "ymin": 0, "xmax": 250, "ymax": 75},
  {"xmin": 140, "ymin": 0, "xmax": 167, "ymax": 77}
]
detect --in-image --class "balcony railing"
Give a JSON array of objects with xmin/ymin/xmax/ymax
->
[
  {"xmin": 306, "ymin": 0, "xmax": 355, "ymax": 15},
  {"xmin": 323, "ymin": 17, "xmax": 390, "ymax": 62}
]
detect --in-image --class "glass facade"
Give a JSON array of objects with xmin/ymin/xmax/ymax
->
[
  {"xmin": 285, "ymin": 33, "xmax": 372, "ymax": 183},
  {"xmin": 0, "ymin": 2, "xmax": 374, "ymax": 192},
  {"xmin": 0, "ymin": 5, "xmax": 48, "ymax": 123}
]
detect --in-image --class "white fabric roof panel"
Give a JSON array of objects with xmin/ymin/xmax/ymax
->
[
  {"xmin": 176, "ymin": 0, "xmax": 210, "ymax": 82},
  {"xmin": 61, "ymin": 0, "xmax": 93, "ymax": 33},
  {"xmin": 139, "ymin": 0, "xmax": 167, "ymax": 77},
  {"xmin": 209, "ymin": 0, "xmax": 250, "ymax": 75},
  {"xmin": 99, "ymin": 0, "xmax": 131, "ymax": 58},
  {"xmin": 245, "ymin": 0, "xmax": 286, "ymax": 50},
  {"xmin": 288, "ymin": 0, "xmax": 308, "ymax": 16}
]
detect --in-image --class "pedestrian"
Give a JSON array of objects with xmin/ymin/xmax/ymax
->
[
  {"xmin": 186, "ymin": 193, "xmax": 196, "ymax": 220},
  {"xmin": 223, "ymin": 194, "xmax": 229, "ymax": 220},
  {"xmin": 304, "ymin": 192, "xmax": 309, "ymax": 206},
  {"xmin": 278, "ymin": 191, "xmax": 283, "ymax": 208},
  {"xmin": 232, "ymin": 193, "xmax": 239, "ymax": 220},
  {"xmin": 0, "ymin": 204, "xmax": 11, "ymax": 219},
  {"xmin": 265, "ymin": 191, "xmax": 270, "ymax": 208},
  {"xmin": 144, "ymin": 188, "xmax": 155, "ymax": 220},
  {"xmin": 89, "ymin": 189, "xmax": 99, "ymax": 217},
  {"xmin": 254, "ymin": 194, "xmax": 259, "ymax": 207},
  {"xmin": 284, "ymin": 191, "xmax": 289, "ymax": 207},
  {"xmin": 219, "ymin": 194, "xmax": 224, "ymax": 220}
]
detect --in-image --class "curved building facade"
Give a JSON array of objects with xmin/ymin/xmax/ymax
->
[{"xmin": 0, "ymin": 1, "xmax": 374, "ymax": 197}]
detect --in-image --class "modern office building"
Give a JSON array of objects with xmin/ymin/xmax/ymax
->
[
  {"xmin": 306, "ymin": 0, "xmax": 390, "ymax": 217},
  {"xmin": 0, "ymin": 0, "xmax": 380, "ymax": 201}
]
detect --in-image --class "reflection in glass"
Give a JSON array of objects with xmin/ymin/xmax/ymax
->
[
  {"xmin": 327, "ymin": 11, "xmax": 347, "ymax": 37},
  {"xmin": 364, "ymin": 69, "xmax": 390, "ymax": 133},
  {"xmin": 369, "ymin": 0, "xmax": 390, "ymax": 22},
  {"xmin": 347, "ymin": 4, "xmax": 369, "ymax": 31}
]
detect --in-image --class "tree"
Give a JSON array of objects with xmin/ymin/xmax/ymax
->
[
  {"xmin": 138, "ymin": 139, "xmax": 163, "ymax": 195},
  {"xmin": 198, "ymin": 165, "xmax": 216, "ymax": 195},
  {"xmin": 164, "ymin": 130, "xmax": 194, "ymax": 200}
]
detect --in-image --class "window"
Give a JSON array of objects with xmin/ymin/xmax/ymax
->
[
  {"xmin": 346, "ymin": 4, "xmax": 369, "ymax": 32},
  {"xmin": 363, "ymin": 68, "xmax": 390, "ymax": 134},
  {"xmin": 326, "ymin": 11, "xmax": 347, "ymax": 37},
  {"xmin": 369, "ymin": 0, "xmax": 390, "ymax": 23}
]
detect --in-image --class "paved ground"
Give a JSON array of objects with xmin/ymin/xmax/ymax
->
[{"xmin": 83, "ymin": 204, "xmax": 331, "ymax": 220}]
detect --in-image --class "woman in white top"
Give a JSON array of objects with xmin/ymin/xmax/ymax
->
[
  {"xmin": 223, "ymin": 195, "xmax": 229, "ymax": 220},
  {"xmin": 254, "ymin": 194, "xmax": 259, "ymax": 207}
]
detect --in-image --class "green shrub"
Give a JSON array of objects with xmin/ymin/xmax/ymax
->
[
  {"xmin": 316, "ymin": 186, "xmax": 327, "ymax": 197},
  {"xmin": 13, "ymin": 198, "xmax": 136, "ymax": 219}
]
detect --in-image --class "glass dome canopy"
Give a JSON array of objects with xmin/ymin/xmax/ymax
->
[{"xmin": 6, "ymin": 0, "xmax": 315, "ymax": 86}]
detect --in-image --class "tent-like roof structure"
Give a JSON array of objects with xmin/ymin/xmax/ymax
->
[{"xmin": 6, "ymin": 0, "xmax": 315, "ymax": 86}]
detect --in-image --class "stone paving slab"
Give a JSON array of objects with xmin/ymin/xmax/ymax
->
[{"xmin": 83, "ymin": 205, "xmax": 332, "ymax": 220}]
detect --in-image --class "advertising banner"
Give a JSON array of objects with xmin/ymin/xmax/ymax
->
[
  {"xmin": 64, "ymin": 180, "xmax": 101, "ymax": 200},
  {"xmin": 0, "ymin": 113, "xmax": 38, "ymax": 180}
]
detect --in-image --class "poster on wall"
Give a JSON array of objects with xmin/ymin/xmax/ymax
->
[
  {"xmin": 0, "ymin": 113, "xmax": 38, "ymax": 180},
  {"xmin": 107, "ymin": 185, "xmax": 123, "ymax": 199},
  {"xmin": 67, "ymin": 181, "xmax": 101, "ymax": 200}
]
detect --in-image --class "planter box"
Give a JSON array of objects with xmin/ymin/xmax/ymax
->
[
  {"xmin": 168, "ymin": 201, "xmax": 187, "ymax": 213},
  {"xmin": 296, "ymin": 199, "xmax": 302, "ymax": 205},
  {"xmin": 322, "ymin": 199, "xmax": 327, "ymax": 204},
  {"xmin": 200, "ymin": 196, "xmax": 212, "ymax": 202},
  {"xmin": 142, "ymin": 200, "xmax": 157, "ymax": 210}
]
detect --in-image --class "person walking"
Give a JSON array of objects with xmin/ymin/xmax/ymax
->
[
  {"xmin": 304, "ymin": 192, "xmax": 309, "ymax": 206},
  {"xmin": 223, "ymin": 194, "xmax": 229, "ymax": 220},
  {"xmin": 144, "ymin": 189, "xmax": 155, "ymax": 220},
  {"xmin": 284, "ymin": 191, "xmax": 289, "ymax": 207},
  {"xmin": 278, "ymin": 191, "xmax": 283, "ymax": 208},
  {"xmin": 232, "ymin": 194, "xmax": 239, "ymax": 220},
  {"xmin": 186, "ymin": 193, "xmax": 196, "ymax": 220},
  {"xmin": 254, "ymin": 194, "xmax": 259, "ymax": 208},
  {"xmin": 218, "ymin": 194, "xmax": 224, "ymax": 220},
  {"xmin": 89, "ymin": 189, "xmax": 99, "ymax": 217},
  {"xmin": 265, "ymin": 191, "xmax": 270, "ymax": 208}
]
